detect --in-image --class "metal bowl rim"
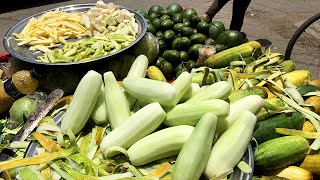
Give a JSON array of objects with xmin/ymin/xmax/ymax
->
[{"xmin": 3, "ymin": 3, "xmax": 147, "ymax": 66}]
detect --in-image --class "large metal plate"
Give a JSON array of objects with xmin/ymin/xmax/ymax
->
[
  {"xmin": 229, "ymin": 143, "xmax": 254, "ymax": 180},
  {"xmin": 3, "ymin": 3, "xmax": 147, "ymax": 66}
]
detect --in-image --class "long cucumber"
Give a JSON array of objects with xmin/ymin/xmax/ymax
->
[
  {"xmin": 171, "ymin": 72, "xmax": 192, "ymax": 106},
  {"xmin": 104, "ymin": 71, "xmax": 131, "ymax": 129},
  {"xmin": 216, "ymin": 95, "xmax": 263, "ymax": 136},
  {"xmin": 164, "ymin": 99, "xmax": 229, "ymax": 126},
  {"xmin": 125, "ymin": 55, "xmax": 149, "ymax": 109},
  {"xmin": 122, "ymin": 77, "xmax": 178, "ymax": 107},
  {"xmin": 179, "ymin": 83, "xmax": 201, "ymax": 103},
  {"xmin": 60, "ymin": 70, "xmax": 102, "ymax": 134},
  {"xmin": 91, "ymin": 84, "xmax": 108, "ymax": 125},
  {"xmin": 173, "ymin": 113, "xmax": 217, "ymax": 180},
  {"xmin": 185, "ymin": 81, "xmax": 232, "ymax": 103},
  {"xmin": 100, "ymin": 102, "xmax": 166, "ymax": 155},
  {"xmin": 204, "ymin": 110, "xmax": 257, "ymax": 179},
  {"xmin": 127, "ymin": 125, "xmax": 194, "ymax": 166}
]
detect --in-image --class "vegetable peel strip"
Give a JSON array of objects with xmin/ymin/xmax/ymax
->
[
  {"xmin": 229, "ymin": 69, "xmax": 238, "ymax": 90},
  {"xmin": 256, "ymin": 71, "xmax": 283, "ymax": 87},
  {"xmin": 310, "ymin": 134, "xmax": 320, "ymax": 150},
  {"xmin": 32, "ymin": 131, "xmax": 61, "ymax": 152},
  {"xmin": 275, "ymin": 128, "xmax": 318, "ymax": 139},
  {"xmin": 144, "ymin": 162, "xmax": 171, "ymax": 178},
  {"xmin": 0, "ymin": 147, "xmax": 76, "ymax": 170}
]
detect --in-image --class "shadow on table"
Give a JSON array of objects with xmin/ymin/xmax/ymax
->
[{"xmin": 0, "ymin": 0, "xmax": 71, "ymax": 13}]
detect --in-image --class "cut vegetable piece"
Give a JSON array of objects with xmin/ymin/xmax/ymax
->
[
  {"xmin": 100, "ymin": 102, "xmax": 166, "ymax": 155},
  {"xmin": 179, "ymin": 83, "xmax": 201, "ymax": 103},
  {"xmin": 164, "ymin": 99, "xmax": 229, "ymax": 126},
  {"xmin": 61, "ymin": 70, "xmax": 102, "ymax": 134},
  {"xmin": 204, "ymin": 111, "xmax": 257, "ymax": 179},
  {"xmin": 127, "ymin": 125, "xmax": 194, "ymax": 166},
  {"xmin": 173, "ymin": 113, "xmax": 217, "ymax": 180},
  {"xmin": 237, "ymin": 161, "xmax": 253, "ymax": 174},
  {"xmin": 91, "ymin": 84, "xmax": 108, "ymax": 125},
  {"xmin": 104, "ymin": 71, "xmax": 131, "ymax": 129},
  {"xmin": 217, "ymin": 95, "xmax": 263, "ymax": 136},
  {"xmin": 185, "ymin": 81, "xmax": 232, "ymax": 103},
  {"xmin": 171, "ymin": 72, "xmax": 192, "ymax": 106},
  {"xmin": 122, "ymin": 77, "xmax": 178, "ymax": 107}
]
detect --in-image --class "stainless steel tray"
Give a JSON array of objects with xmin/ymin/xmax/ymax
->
[{"xmin": 3, "ymin": 3, "xmax": 147, "ymax": 66}]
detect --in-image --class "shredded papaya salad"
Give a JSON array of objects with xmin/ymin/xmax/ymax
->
[{"xmin": 13, "ymin": 1, "xmax": 139, "ymax": 63}]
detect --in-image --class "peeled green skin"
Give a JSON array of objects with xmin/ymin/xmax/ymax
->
[{"xmin": 7, "ymin": 97, "xmax": 38, "ymax": 129}]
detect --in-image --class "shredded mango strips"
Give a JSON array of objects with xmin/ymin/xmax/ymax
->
[
  {"xmin": 0, "ymin": 147, "xmax": 75, "ymax": 170},
  {"xmin": 13, "ymin": 9, "xmax": 88, "ymax": 51}
]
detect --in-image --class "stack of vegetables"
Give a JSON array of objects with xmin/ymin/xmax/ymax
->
[
  {"xmin": 0, "ymin": 54, "xmax": 265, "ymax": 179},
  {"xmin": 180, "ymin": 39, "xmax": 320, "ymax": 179},
  {"xmin": 1, "ymin": 1, "xmax": 320, "ymax": 180}
]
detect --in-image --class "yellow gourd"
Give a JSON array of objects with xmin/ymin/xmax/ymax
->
[{"xmin": 304, "ymin": 96, "xmax": 320, "ymax": 115}]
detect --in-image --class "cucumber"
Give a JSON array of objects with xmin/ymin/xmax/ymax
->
[
  {"xmin": 253, "ymin": 112, "xmax": 305, "ymax": 144},
  {"xmin": 204, "ymin": 41, "xmax": 261, "ymax": 68},
  {"xmin": 254, "ymin": 136, "xmax": 309, "ymax": 170}
]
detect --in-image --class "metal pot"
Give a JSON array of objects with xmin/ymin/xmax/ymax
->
[{"xmin": 3, "ymin": 3, "xmax": 147, "ymax": 94}]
